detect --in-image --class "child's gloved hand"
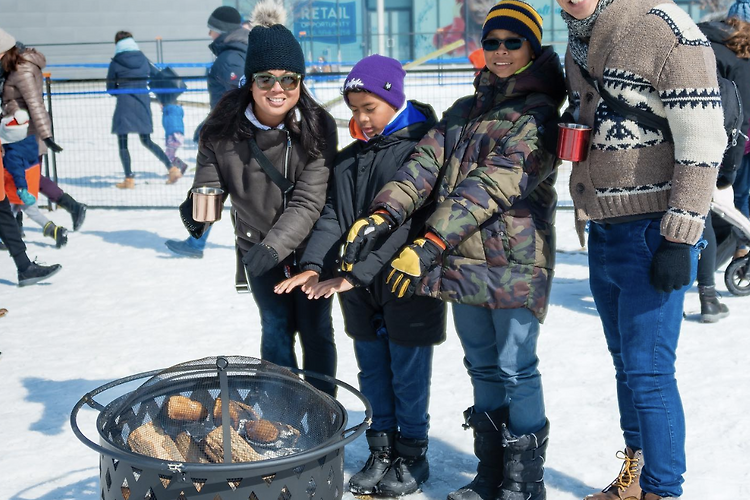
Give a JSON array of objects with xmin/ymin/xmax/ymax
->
[{"xmin": 17, "ymin": 188, "xmax": 36, "ymax": 206}]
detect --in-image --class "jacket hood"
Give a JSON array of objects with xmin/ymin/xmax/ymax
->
[
  {"xmin": 474, "ymin": 46, "xmax": 566, "ymax": 110},
  {"xmin": 112, "ymin": 50, "xmax": 148, "ymax": 70},
  {"xmin": 209, "ymin": 27, "xmax": 250, "ymax": 56},
  {"xmin": 19, "ymin": 48, "xmax": 46, "ymax": 72},
  {"xmin": 698, "ymin": 20, "xmax": 735, "ymax": 44},
  {"xmin": 349, "ymin": 100, "xmax": 437, "ymax": 143}
]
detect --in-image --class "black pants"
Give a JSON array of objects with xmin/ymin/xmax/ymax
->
[
  {"xmin": 697, "ymin": 211, "xmax": 716, "ymax": 287},
  {"xmin": 117, "ymin": 134, "xmax": 171, "ymax": 178},
  {"xmin": 0, "ymin": 197, "xmax": 31, "ymax": 272}
]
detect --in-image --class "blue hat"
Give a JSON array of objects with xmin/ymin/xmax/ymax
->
[{"xmin": 728, "ymin": 0, "xmax": 750, "ymax": 22}]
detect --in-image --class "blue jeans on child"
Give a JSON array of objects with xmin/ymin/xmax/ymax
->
[
  {"xmin": 734, "ymin": 153, "xmax": 750, "ymax": 217},
  {"xmin": 452, "ymin": 304, "xmax": 545, "ymax": 436},
  {"xmin": 353, "ymin": 337, "xmax": 433, "ymax": 440},
  {"xmin": 588, "ymin": 218, "xmax": 702, "ymax": 498},
  {"xmin": 248, "ymin": 263, "xmax": 337, "ymax": 395}
]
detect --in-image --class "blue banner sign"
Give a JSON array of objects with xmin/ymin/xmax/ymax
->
[{"xmin": 294, "ymin": 1, "xmax": 357, "ymax": 43}]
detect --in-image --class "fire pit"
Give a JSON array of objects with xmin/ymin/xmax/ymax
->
[{"xmin": 71, "ymin": 356, "xmax": 371, "ymax": 500}]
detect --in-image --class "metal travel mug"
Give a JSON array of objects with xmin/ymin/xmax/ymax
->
[
  {"xmin": 191, "ymin": 186, "xmax": 224, "ymax": 223},
  {"xmin": 557, "ymin": 123, "xmax": 592, "ymax": 162}
]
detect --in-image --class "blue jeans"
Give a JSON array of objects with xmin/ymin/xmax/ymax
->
[
  {"xmin": 588, "ymin": 218, "xmax": 701, "ymax": 498},
  {"xmin": 248, "ymin": 263, "xmax": 337, "ymax": 395},
  {"xmin": 452, "ymin": 304, "xmax": 545, "ymax": 436},
  {"xmin": 188, "ymin": 225, "xmax": 212, "ymax": 250},
  {"xmin": 353, "ymin": 338, "xmax": 433, "ymax": 440},
  {"xmin": 734, "ymin": 153, "xmax": 750, "ymax": 217}
]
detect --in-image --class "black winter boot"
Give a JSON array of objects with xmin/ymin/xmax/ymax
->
[
  {"xmin": 498, "ymin": 420, "xmax": 549, "ymax": 500},
  {"xmin": 18, "ymin": 261, "xmax": 62, "ymax": 287},
  {"xmin": 57, "ymin": 193, "xmax": 87, "ymax": 231},
  {"xmin": 447, "ymin": 406, "xmax": 509, "ymax": 500},
  {"xmin": 376, "ymin": 435, "xmax": 429, "ymax": 496},
  {"xmin": 349, "ymin": 430, "xmax": 395, "ymax": 495},
  {"xmin": 698, "ymin": 285, "xmax": 729, "ymax": 323},
  {"xmin": 43, "ymin": 221, "xmax": 68, "ymax": 248}
]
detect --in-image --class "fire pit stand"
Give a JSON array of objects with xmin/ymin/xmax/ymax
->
[{"xmin": 71, "ymin": 356, "xmax": 372, "ymax": 500}]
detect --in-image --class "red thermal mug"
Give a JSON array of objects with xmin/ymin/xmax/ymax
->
[{"xmin": 557, "ymin": 123, "xmax": 592, "ymax": 162}]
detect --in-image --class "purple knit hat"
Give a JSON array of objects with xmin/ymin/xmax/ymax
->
[{"xmin": 343, "ymin": 54, "xmax": 406, "ymax": 109}]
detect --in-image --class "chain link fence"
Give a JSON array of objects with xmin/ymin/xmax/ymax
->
[{"xmin": 43, "ymin": 68, "xmax": 573, "ymax": 209}]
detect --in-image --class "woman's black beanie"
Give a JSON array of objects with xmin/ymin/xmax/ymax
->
[{"xmin": 244, "ymin": 24, "xmax": 306, "ymax": 80}]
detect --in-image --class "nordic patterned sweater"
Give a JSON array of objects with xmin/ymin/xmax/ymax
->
[{"xmin": 564, "ymin": 0, "xmax": 726, "ymax": 247}]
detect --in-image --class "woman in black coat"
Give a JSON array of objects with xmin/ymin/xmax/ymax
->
[{"xmin": 106, "ymin": 31, "xmax": 176, "ymax": 188}]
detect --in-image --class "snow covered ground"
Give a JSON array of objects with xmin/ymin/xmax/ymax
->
[{"xmin": 0, "ymin": 207, "xmax": 748, "ymax": 500}]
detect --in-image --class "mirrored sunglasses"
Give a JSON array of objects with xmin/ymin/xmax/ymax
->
[
  {"xmin": 481, "ymin": 37, "xmax": 528, "ymax": 51},
  {"xmin": 252, "ymin": 72, "xmax": 302, "ymax": 91}
]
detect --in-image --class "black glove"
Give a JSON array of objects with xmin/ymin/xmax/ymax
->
[
  {"xmin": 178, "ymin": 193, "xmax": 208, "ymax": 239},
  {"xmin": 243, "ymin": 243, "xmax": 279, "ymax": 278},
  {"xmin": 340, "ymin": 212, "xmax": 394, "ymax": 271},
  {"xmin": 716, "ymin": 170, "xmax": 737, "ymax": 190},
  {"xmin": 650, "ymin": 240, "xmax": 692, "ymax": 293},
  {"xmin": 385, "ymin": 237, "xmax": 443, "ymax": 298},
  {"xmin": 43, "ymin": 137, "xmax": 63, "ymax": 153}
]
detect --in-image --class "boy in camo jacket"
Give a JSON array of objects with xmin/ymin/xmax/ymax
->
[{"xmin": 340, "ymin": 2, "xmax": 565, "ymax": 499}]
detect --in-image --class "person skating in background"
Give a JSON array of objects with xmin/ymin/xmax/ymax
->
[
  {"xmin": 0, "ymin": 28, "xmax": 87, "ymax": 232},
  {"xmin": 179, "ymin": 2, "xmax": 339, "ymax": 394},
  {"xmin": 165, "ymin": 4, "xmax": 251, "ymax": 258},
  {"xmin": 343, "ymin": 2, "xmax": 565, "ymax": 499},
  {"xmin": 0, "ymin": 136, "xmax": 61, "ymax": 286},
  {"xmin": 107, "ymin": 31, "xmax": 178, "ymax": 189},
  {"xmin": 275, "ymin": 55, "xmax": 446, "ymax": 497},
  {"xmin": 557, "ymin": 0, "xmax": 726, "ymax": 498},
  {"xmin": 158, "ymin": 93, "xmax": 188, "ymax": 175},
  {"xmin": 693, "ymin": 3, "xmax": 750, "ymax": 323},
  {"xmin": 1, "ymin": 110, "xmax": 67, "ymax": 248}
]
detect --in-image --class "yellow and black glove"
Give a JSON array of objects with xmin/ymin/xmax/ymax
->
[
  {"xmin": 340, "ymin": 212, "xmax": 394, "ymax": 271},
  {"xmin": 386, "ymin": 236, "xmax": 444, "ymax": 298}
]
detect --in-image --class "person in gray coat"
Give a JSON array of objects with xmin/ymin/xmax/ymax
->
[
  {"xmin": 106, "ymin": 31, "xmax": 175, "ymax": 188},
  {"xmin": 179, "ymin": 14, "xmax": 339, "ymax": 395}
]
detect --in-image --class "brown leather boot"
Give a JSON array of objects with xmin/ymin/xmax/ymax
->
[
  {"xmin": 584, "ymin": 447, "xmax": 643, "ymax": 500},
  {"xmin": 166, "ymin": 166, "xmax": 183, "ymax": 184},
  {"xmin": 116, "ymin": 177, "xmax": 135, "ymax": 189}
]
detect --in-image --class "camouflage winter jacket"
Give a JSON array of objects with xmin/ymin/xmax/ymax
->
[{"xmin": 370, "ymin": 47, "xmax": 566, "ymax": 322}]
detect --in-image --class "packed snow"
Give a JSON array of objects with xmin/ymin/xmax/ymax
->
[{"xmin": 0, "ymin": 205, "xmax": 747, "ymax": 499}]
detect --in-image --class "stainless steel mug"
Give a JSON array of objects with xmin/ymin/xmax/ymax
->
[{"xmin": 191, "ymin": 186, "xmax": 224, "ymax": 222}]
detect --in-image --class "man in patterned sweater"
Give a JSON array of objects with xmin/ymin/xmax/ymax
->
[{"xmin": 557, "ymin": 0, "xmax": 725, "ymax": 499}]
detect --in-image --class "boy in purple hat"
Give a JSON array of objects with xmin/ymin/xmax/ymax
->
[{"xmin": 275, "ymin": 54, "xmax": 446, "ymax": 497}]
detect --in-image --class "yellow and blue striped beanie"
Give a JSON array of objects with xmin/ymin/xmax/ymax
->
[{"xmin": 482, "ymin": 0, "xmax": 543, "ymax": 56}]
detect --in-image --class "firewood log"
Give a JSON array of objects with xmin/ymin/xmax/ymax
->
[
  {"xmin": 212, "ymin": 398, "xmax": 259, "ymax": 429},
  {"xmin": 127, "ymin": 421, "xmax": 184, "ymax": 461},
  {"xmin": 175, "ymin": 432, "xmax": 210, "ymax": 463},
  {"xmin": 244, "ymin": 419, "xmax": 301, "ymax": 448},
  {"xmin": 203, "ymin": 427, "xmax": 262, "ymax": 463},
  {"xmin": 165, "ymin": 396, "xmax": 208, "ymax": 421}
]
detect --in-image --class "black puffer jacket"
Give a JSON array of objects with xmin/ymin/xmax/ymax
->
[
  {"xmin": 207, "ymin": 28, "xmax": 249, "ymax": 109},
  {"xmin": 106, "ymin": 50, "xmax": 155, "ymax": 135},
  {"xmin": 300, "ymin": 100, "xmax": 438, "ymax": 287},
  {"xmin": 699, "ymin": 20, "xmax": 750, "ymax": 174}
]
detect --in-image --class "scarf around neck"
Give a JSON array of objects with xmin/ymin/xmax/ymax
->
[{"xmin": 561, "ymin": 0, "xmax": 617, "ymax": 70}]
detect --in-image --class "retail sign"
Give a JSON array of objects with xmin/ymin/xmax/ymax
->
[{"xmin": 294, "ymin": 1, "xmax": 357, "ymax": 43}]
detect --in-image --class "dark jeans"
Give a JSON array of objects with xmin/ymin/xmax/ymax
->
[
  {"xmin": 248, "ymin": 263, "xmax": 337, "ymax": 395},
  {"xmin": 0, "ymin": 197, "xmax": 31, "ymax": 271},
  {"xmin": 117, "ymin": 134, "xmax": 172, "ymax": 178},
  {"xmin": 588, "ymin": 219, "xmax": 702, "ymax": 498},
  {"xmin": 696, "ymin": 211, "xmax": 716, "ymax": 287},
  {"xmin": 353, "ymin": 337, "xmax": 433, "ymax": 440},
  {"xmin": 734, "ymin": 153, "xmax": 750, "ymax": 217}
]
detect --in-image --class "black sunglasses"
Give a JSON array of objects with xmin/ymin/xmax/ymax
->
[
  {"xmin": 252, "ymin": 72, "xmax": 302, "ymax": 91},
  {"xmin": 482, "ymin": 37, "xmax": 528, "ymax": 51}
]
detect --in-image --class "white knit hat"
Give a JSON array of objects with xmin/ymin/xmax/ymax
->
[
  {"xmin": 0, "ymin": 28, "xmax": 16, "ymax": 54},
  {"xmin": 0, "ymin": 110, "xmax": 30, "ymax": 145}
]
